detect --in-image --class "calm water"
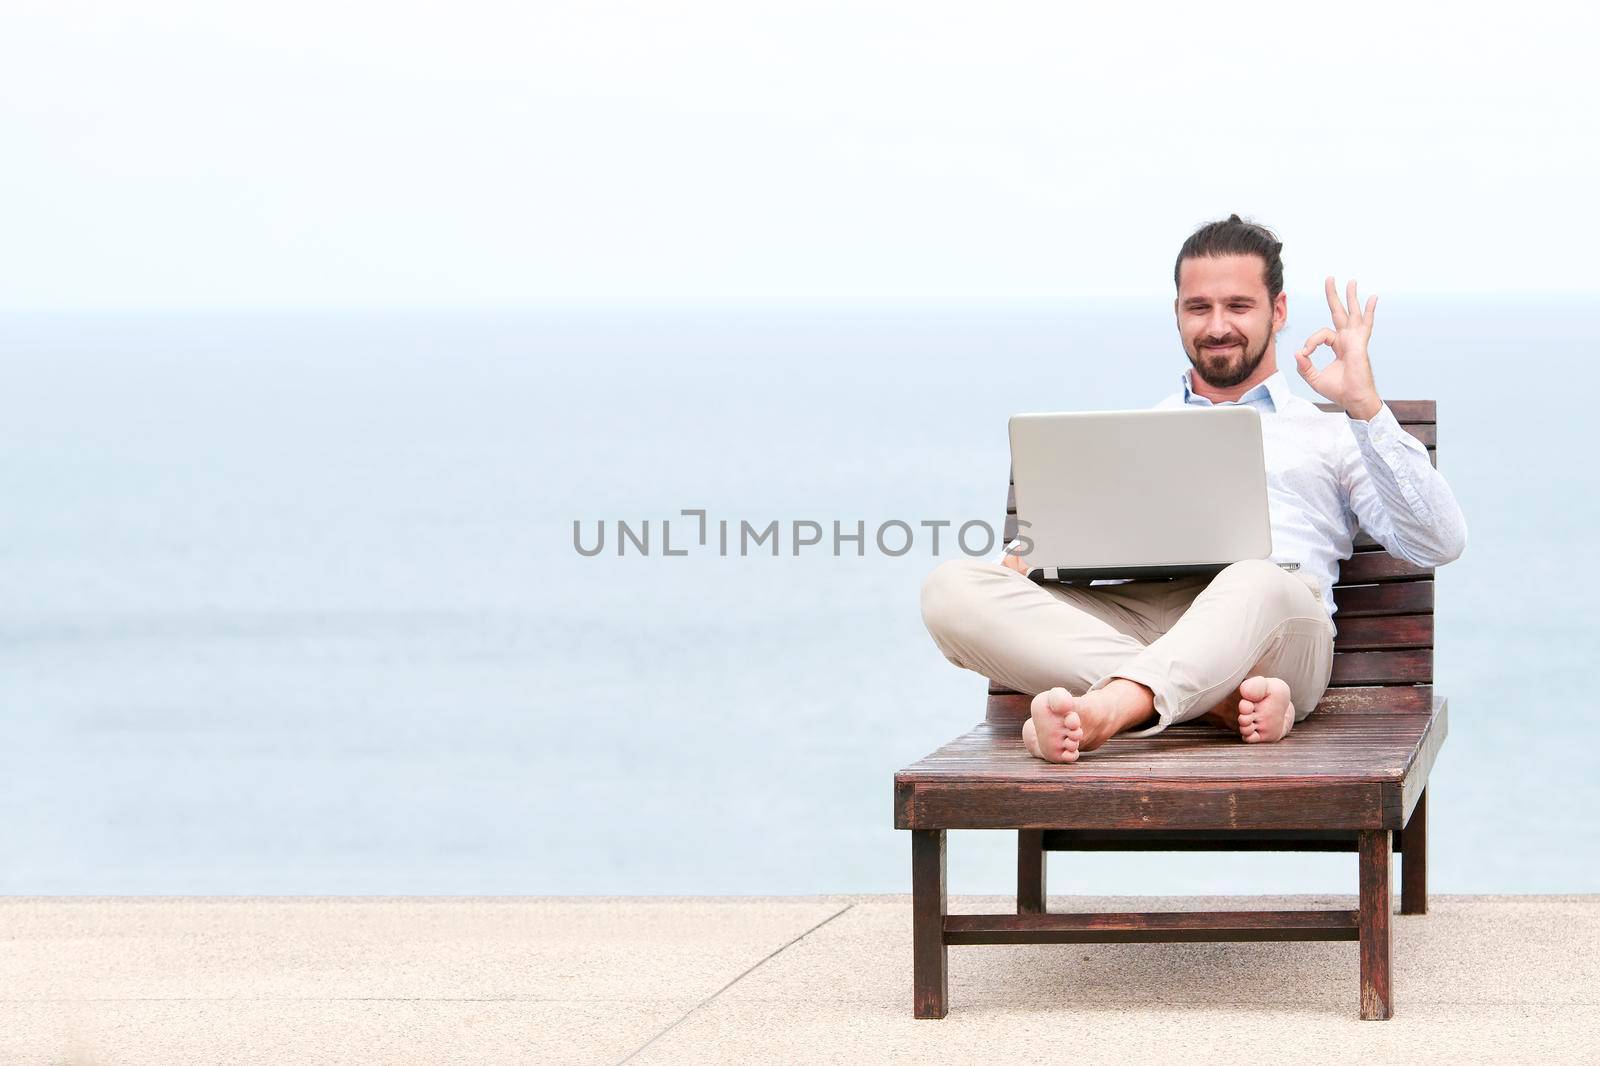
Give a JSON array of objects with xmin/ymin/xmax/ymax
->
[{"xmin": 1, "ymin": 306, "xmax": 1594, "ymax": 894}]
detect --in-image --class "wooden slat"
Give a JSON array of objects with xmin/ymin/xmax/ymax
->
[
  {"xmin": 1043, "ymin": 828, "xmax": 1370, "ymax": 852},
  {"xmin": 897, "ymin": 777, "xmax": 1388, "ymax": 830},
  {"xmin": 902, "ymin": 714, "xmax": 1433, "ymax": 782},
  {"xmin": 1317, "ymin": 399, "xmax": 1434, "ymax": 423},
  {"xmin": 1336, "ymin": 553, "xmax": 1434, "ymax": 584},
  {"xmin": 1317, "ymin": 410, "xmax": 1436, "ymax": 463},
  {"xmin": 1329, "ymin": 649, "xmax": 1432, "ymax": 685},
  {"xmin": 1041, "ymin": 827, "xmax": 1411, "ymax": 852},
  {"xmin": 1332, "ymin": 614, "xmax": 1433, "ymax": 652},
  {"xmin": 1333, "ymin": 581, "xmax": 1433, "ymax": 616},
  {"xmin": 943, "ymin": 910, "xmax": 1358, "ymax": 945},
  {"xmin": 1308, "ymin": 685, "xmax": 1434, "ymax": 715}
]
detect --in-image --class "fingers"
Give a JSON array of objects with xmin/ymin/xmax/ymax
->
[
  {"xmin": 1365, "ymin": 293, "xmax": 1378, "ymax": 330},
  {"xmin": 1296, "ymin": 328, "xmax": 1337, "ymax": 359},
  {"xmin": 1324, "ymin": 276, "xmax": 1348, "ymax": 327},
  {"xmin": 1346, "ymin": 278, "xmax": 1360, "ymax": 320}
]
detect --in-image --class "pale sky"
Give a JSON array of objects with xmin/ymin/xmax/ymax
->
[{"xmin": 2, "ymin": 1, "xmax": 1596, "ymax": 310}]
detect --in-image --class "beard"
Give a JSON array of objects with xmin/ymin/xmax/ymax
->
[{"xmin": 1186, "ymin": 328, "xmax": 1270, "ymax": 389}]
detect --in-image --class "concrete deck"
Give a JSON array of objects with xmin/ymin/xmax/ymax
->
[{"xmin": 2, "ymin": 894, "xmax": 1596, "ymax": 1064}]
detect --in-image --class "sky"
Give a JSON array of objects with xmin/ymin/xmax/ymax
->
[{"xmin": 2, "ymin": 1, "xmax": 1597, "ymax": 310}]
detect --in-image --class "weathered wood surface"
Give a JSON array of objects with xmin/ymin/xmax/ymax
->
[
  {"xmin": 943, "ymin": 910, "xmax": 1359, "ymax": 945},
  {"xmin": 1359, "ymin": 829, "xmax": 1394, "ymax": 1020},
  {"xmin": 1016, "ymin": 830, "xmax": 1046, "ymax": 914},
  {"xmin": 1331, "ymin": 581, "xmax": 1433, "ymax": 617},
  {"xmin": 912, "ymin": 830, "xmax": 947, "ymax": 1020},
  {"xmin": 1401, "ymin": 787, "xmax": 1428, "ymax": 915},
  {"xmin": 896, "ymin": 698, "xmax": 1447, "ymax": 830},
  {"xmin": 1039, "ymin": 828, "xmax": 1400, "ymax": 852}
]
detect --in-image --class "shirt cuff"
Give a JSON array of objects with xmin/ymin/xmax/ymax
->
[
  {"xmin": 1345, "ymin": 400, "xmax": 1404, "ymax": 447},
  {"xmin": 993, "ymin": 538, "xmax": 1024, "ymax": 565}
]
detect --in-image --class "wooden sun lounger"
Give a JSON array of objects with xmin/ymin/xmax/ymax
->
[{"xmin": 894, "ymin": 400, "xmax": 1445, "ymax": 1021}]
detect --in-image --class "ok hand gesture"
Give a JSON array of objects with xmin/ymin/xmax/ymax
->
[{"xmin": 1294, "ymin": 277, "xmax": 1384, "ymax": 421}]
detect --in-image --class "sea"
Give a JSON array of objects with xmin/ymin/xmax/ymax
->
[{"xmin": 1, "ymin": 304, "xmax": 1594, "ymax": 895}]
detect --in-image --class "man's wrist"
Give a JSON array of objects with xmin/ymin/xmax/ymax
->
[{"xmin": 1345, "ymin": 395, "xmax": 1383, "ymax": 421}]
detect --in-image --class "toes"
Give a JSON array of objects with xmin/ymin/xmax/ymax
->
[
  {"xmin": 1064, "ymin": 710, "xmax": 1080, "ymax": 732},
  {"xmin": 1239, "ymin": 675, "xmax": 1270, "ymax": 701},
  {"xmin": 1046, "ymin": 687, "xmax": 1072, "ymax": 714}
]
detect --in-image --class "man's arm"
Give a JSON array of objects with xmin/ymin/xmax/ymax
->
[
  {"xmin": 1340, "ymin": 403, "xmax": 1467, "ymax": 566},
  {"xmin": 1295, "ymin": 276, "xmax": 1466, "ymax": 566}
]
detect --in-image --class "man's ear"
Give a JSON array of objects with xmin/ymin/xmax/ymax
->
[{"xmin": 1273, "ymin": 291, "xmax": 1288, "ymax": 330}]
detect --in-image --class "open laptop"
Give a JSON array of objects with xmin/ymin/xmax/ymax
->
[{"xmin": 1008, "ymin": 406, "xmax": 1295, "ymax": 582}]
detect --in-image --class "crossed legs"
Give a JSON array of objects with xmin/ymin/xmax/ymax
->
[{"xmin": 920, "ymin": 558, "xmax": 1335, "ymax": 764}]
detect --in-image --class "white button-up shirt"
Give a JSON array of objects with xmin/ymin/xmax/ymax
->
[{"xmin": 1155, "ymin": 367, "xmax": 1468, "ymax": 625}]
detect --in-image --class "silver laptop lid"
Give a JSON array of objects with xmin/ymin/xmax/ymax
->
[{"xmin": 1008, "ymin": 406, "xmax": 1272, "ymax": 577}]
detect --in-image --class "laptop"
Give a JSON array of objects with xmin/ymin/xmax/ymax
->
[{"xmin": 1007, "ymin": 405, "xmax": 1294, "ymax": 582}]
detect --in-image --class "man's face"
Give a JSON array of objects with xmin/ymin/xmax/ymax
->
[{"xmin": 1174, "ymin": 254, "xmax": 1285, "ymax": 388}]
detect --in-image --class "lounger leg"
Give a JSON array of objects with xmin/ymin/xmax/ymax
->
[
  {"xmin": 1358, "ymin": 829, "xmax": 1393, "ymax": 1020},
  {"xmin": 1401, "ymin": 788, "xmax": 1428, "ymax": 915},
  {"xmin": 912, "ymin": 829, "xmax": 948, "ymax": 1019},
  {"xmin": 1017, "ymin": 830, "xmax": 1047, "ymax": 914}
]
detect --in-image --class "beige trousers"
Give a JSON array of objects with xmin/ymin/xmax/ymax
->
[{"xmin": 920, "ymin": 558, "xmax": 1336, "ymax": 738}]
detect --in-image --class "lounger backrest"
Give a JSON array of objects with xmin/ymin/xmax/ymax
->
[{"xmin": 997, "ymin": 401, "xmax": 1437, "ymax": 712}]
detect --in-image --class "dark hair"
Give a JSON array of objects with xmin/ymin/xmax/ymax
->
[{"xmin": 1174, "ymin": 214, "xmax": 1285, "ymax": 302}]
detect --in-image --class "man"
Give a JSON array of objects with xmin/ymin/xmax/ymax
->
[{"xmin": 919, "ymin": 214, "xmax": 1467, "ymax": 764}]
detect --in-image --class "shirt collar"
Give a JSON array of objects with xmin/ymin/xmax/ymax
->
[{"xmin": 1181, "ymin": 367, "xmax": 1290, "ymax": 413}]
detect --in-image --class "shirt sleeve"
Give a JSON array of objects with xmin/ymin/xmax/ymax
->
[{"xmin": 1340, "ymin": 402, "xmax": 1468, "ymax": 567}]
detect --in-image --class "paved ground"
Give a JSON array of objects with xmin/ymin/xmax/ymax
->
[{"xmin": 2, "ymin": 894, "xmax": 1596, "ymax": 1064}]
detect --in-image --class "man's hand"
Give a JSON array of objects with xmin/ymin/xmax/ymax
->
[
  {"xmin": 1000, "ymin": 550, "xmax": 1030, "ymax": 575},
  {"xmin": 1294, "ymin": 276, "xmax": 1383, "ymax": 421}
]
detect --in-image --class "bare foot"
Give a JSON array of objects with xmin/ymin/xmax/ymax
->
[
  {"xmin": 1237, "ymin": 675, "xmax": 1295, "ymax": 743},
  {"xmin": 1024, "ymin": 684, "xmax": 1147, "ymax": 763}
]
